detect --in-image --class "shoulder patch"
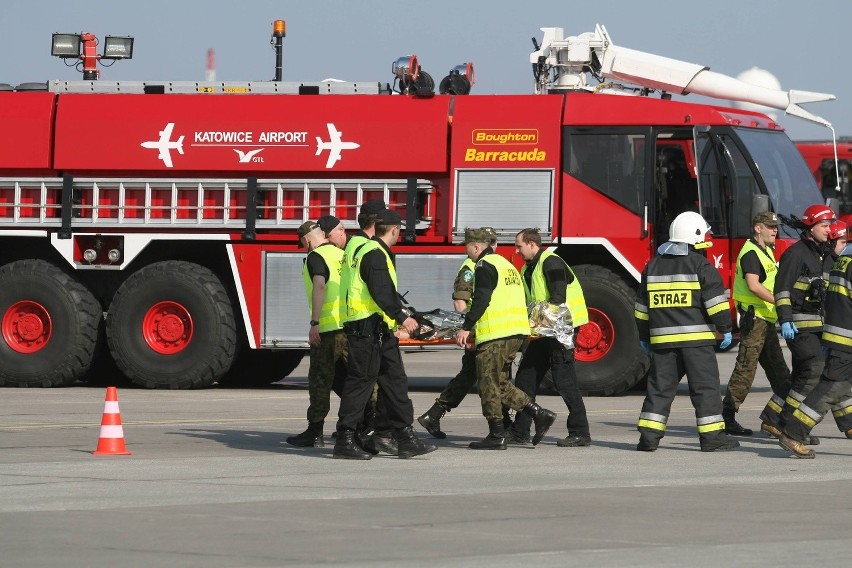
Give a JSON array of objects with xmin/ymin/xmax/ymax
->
[{"xmin": 462, "ymin": 268, "xmax": 474, "ymax": 282}]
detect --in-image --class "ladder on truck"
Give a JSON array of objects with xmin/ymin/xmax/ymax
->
[{"xmin": 0, "ymin": 177, "xmax": 434, "ymax": 233}]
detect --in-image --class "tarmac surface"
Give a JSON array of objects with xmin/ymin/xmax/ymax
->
[{"xmin": 2, "ymin": 346, "xmax": 852, "ymax": 567}]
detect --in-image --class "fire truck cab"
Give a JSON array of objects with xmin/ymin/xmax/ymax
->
[{"xmin": 0, "ymin": 24, "xmax": 832, "ymax": 394}]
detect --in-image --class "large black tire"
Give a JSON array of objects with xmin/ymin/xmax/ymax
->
[
  {"xmin": 572, "ymin": 265, "xmax": 649, "ymax": 396},
  {"xmin": 0, "ymin": 260, "xmax": 100, "ymax": 387},
  {"xmin": 106, "ymin": 261, "xmax": 237, "ymax": 389},
  {"xmin": 218, "ymin": 348, "xmax": 307, "ymax": 388}
]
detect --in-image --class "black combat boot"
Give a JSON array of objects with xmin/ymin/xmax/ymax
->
[
  {"xmin": 286, "ymin": 421, "xmax": 325, "ymax": 447},
  {"xmin": 557, "ymin": 433, "xmax": 592, "ymax": 447},
  {"xmin": 365, "ymin": 429, "xmax": 398, "ymax": 455},
  {"xmin": 469, "ymin": 419, "xmax": 507, "ymax": 450},
  {"xmin": 417, "ymin": 403, "xmax": 448, "ymax": 439},
  {"xmin": 700, "ymin": 433, "xmax": 741, "ymax": 452},
  {"xmin": 723, "ymin": 410, "xmax": 753, "ymax": 436},
  {"xmin": 505, "ymin": 428, "xmax": 534, "ymax": 448},
  {"xmin": 395, "ymin": 425, "xmax": 438, "ymax": 459},
  {"xmin": 332, "ymin": 429, "xmax": 373, "ymax": 460},
  {"xmin": 356, "ymin": 408, "xmax": 377, "ymax": 446},
  {"xmin": 523, "ymin": 401, "xmax": 556, "ymax": 445}
]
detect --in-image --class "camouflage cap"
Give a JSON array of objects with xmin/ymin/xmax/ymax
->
[
  {"xmin": 481, "ymin": 226, "xmax": 498, "ymax": 242},
  {"xmin": 297, "ymin": 221, "xmax": 320, "ymax": 239},
  {"xmin": 463, "ymin": 227, "xmax": 494, "ymax": 244},
  {"xmin": 753, "ymin": 211, "xmax": 780, "ymax": 227},
  {"xmin": 296, "ymin": 221, "xmax": 321, "ymax": 248}
]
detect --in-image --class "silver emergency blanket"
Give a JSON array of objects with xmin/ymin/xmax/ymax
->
[
  {"xmin": 528, "ymin": 302, "xmax": 574, "ymax": 349},
  {"xmin": 410, "ymin": 309, "xmax": 466, "ymax": 341}
]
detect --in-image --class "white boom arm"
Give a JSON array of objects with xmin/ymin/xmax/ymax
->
[{"xmin": 531, "ymin": 24, "xmax": 835, "ymax": 127}]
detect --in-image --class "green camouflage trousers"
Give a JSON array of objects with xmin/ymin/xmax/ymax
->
[
  {"xmin": 307, "ymin": 329, "xmax": 349, "ymax": 424},
  {"xmin": 476, "ymin": 336, "xmax": 530, "ymax": 420},
  {"xmin": 723, "ymin": 316, "xmax": 790, "ymax": 414}
]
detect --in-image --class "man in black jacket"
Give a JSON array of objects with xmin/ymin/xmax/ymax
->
[
  {"xmin": 759, "ymin": 204, "xmax": 834, "ymax": 440},
  {"xmin": 333, "ymin": 208, "xmax": 437, "ymax": 460}
]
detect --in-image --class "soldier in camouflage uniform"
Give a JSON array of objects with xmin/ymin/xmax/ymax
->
[
  {"xmin": 454, "ymin": 228, "xmax": 556, "ymax": 449},
  {"xmin": 287, "ymin": 216, "xmax": 348, "ymax": 447},
  {"xmin": 417, "ymin": 229, "xmax": 498, "ymax": 438},
  {"xmin": 721, "ymin": 212, "xmax": 790, "ymax": 436}
]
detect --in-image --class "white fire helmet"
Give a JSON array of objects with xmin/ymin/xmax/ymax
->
[{"xmin": 669, "ymin": 211, "xmax": 712, "ymax": 245}]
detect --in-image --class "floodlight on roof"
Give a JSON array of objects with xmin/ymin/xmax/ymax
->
[
  {"xmin": 102, "ymin": 36, "xmax": 134, "ymax": 60},
  {"xmin": 51, "ymin": 33, "xmax": 82, "ymax": 58}
]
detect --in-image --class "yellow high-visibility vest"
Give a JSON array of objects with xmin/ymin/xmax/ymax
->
[
  {"xmin": 302, "ymin": 244, "xmax": 344, "ymax": 333},
  {"xmin": 733, "ymin": 239, "xmax": 778, "ymax": 322},
  {"xmin": 346, "ymin": 240, "xmax": 397, "ymax": 329},
  {"xmin": 474, "ymin": 254, "xmax": 530, "ymax": 344},
  {"xmin": 523, "ymin": 249, "xmax": 589, "ymax": 326}
]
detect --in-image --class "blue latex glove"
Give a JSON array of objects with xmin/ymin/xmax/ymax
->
[
  {"xmin": 640, "ymin": 340, "xmax": 650, "ymax": 354},
  {"xmin": 719, "ymin": 332, "xmax": 732, "ymax": 350},
  {"xmin": 781, "ymin": 321, "xmax": 798, "ymax": 340}
]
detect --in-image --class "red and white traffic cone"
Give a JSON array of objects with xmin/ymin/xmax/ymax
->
[{"xmin": 92, "ymin": 386, "xmax": 131, "ymax": 455}]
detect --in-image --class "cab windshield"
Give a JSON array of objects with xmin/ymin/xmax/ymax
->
[
  {"xmin": 696, "ymin": 128, "xmax": 823, "ymax": 239},
  {"xmin": 735, "ymin": 129, "xmax": 823, "ymax": 238}
]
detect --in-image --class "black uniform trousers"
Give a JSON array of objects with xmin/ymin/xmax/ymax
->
[
  {"xmin": 638, "ymin": 345, "xmax": 726, "ymax": 447},
  {"xmin": 761, "ymin": 331, "xmax": 822, "ymax": 428},
  {"xmin": 783, "ymin": 353, "xmax": 852, "ymax": 441},
  {"xmin": 336, "ymin": 327, "xmax": 414, "ymax": 432},
  {"xmin": 513, "ymin": 337, "xmax": 589, "ymax": 436}
]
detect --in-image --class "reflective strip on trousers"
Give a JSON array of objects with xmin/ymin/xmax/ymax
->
[
  {"xmin": 638, "ymin": 412, "xmax": 667, "ymax": 432},
  {"xmin": 792, "ymin": 402, "xmax": 822, "ymax": 428},
  {"xmin": 785, "ymin": 390, "xmax": 806, "ymax": 409},
  {"xmin": 833, "ymin": 399, "xmax": 852, "ymax": 419},
  {"xmin": 697, "ymin": 414, "xmax": 725, "ymax": 433},
  {"xmin": 766, "ymin": 394, "xmax": 785, "ymax": 414}
]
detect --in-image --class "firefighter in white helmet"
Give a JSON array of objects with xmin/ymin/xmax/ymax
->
[
  {"xmin": 759, "ymin": 204, "xmax": 835, "ymax": 442},
  {"xmin": 634, "ymin": 211, "xmax": 738, "ymax": 452}
]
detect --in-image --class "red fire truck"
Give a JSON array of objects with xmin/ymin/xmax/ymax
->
[
  {"xmin": 796, "ymin": 137, "xmax": 852, "ymax": 215},
  {"xmin": 0, "ymin": 23, "xmax": 833, "ymax": 394}
]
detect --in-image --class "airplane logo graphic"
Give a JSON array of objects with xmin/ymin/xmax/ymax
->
[
  {"xmin": 140, "ymin": 123, "xmax": 184, "ymax": 168},
  {"xmin": 234, "ymin": 148, "xmax": 264, "ymax": 163},
  {"xmin": 315, "ymin": 123, "xmax": 360, "ymax": 169}
]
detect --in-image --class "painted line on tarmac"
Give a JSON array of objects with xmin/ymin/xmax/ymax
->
[{"xmin": 0, "ymin": 416, "xmax": 305, "ymax": 431}]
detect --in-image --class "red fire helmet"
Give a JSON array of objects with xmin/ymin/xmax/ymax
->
[
  {"xmin": 829, "ymin": 220, "xmax": 847, "ymax": 241},
  {"xmin": 802, "ymin": 204, "xmax": 835, "ymax": 227}
]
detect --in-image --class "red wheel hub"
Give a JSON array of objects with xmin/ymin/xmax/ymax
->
[
  {"xmin": 142, "ymin": 301, "xmax": 193, "ymax": 354},
  {"xmin": 574, "ymin": 307, "xmax": 614, "ymax": 362},
  {"xmin": 2, "ymin": 300, "xmax": 53, "ymax": 354}
]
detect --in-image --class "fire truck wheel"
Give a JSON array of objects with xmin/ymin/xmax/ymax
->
[
  {"xmin": 0, "ymin": 260, "xmax": 100, "ymax": 387},
  {"xmin": 218, "ymin": 348, "xmax": 306, "ymax": 387},
  {"xmin": 572, "ymin": 265, "xmax": 649, "ymax": 396},
  {"xmin": 106, "ymin": 261, "xmax": 237, "ymax": 389}
]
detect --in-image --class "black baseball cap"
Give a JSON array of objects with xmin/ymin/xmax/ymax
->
[
  {"xmin": 316, "ymin": 215, "xmax": 342, "ymax": 235},
  {"xmin": 360, "ymin": 200, "xmax": 386, "ymax": 216},
  {"xmin": 374, "ymin": 208, "xmax": 403, "ymax": 226}
]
